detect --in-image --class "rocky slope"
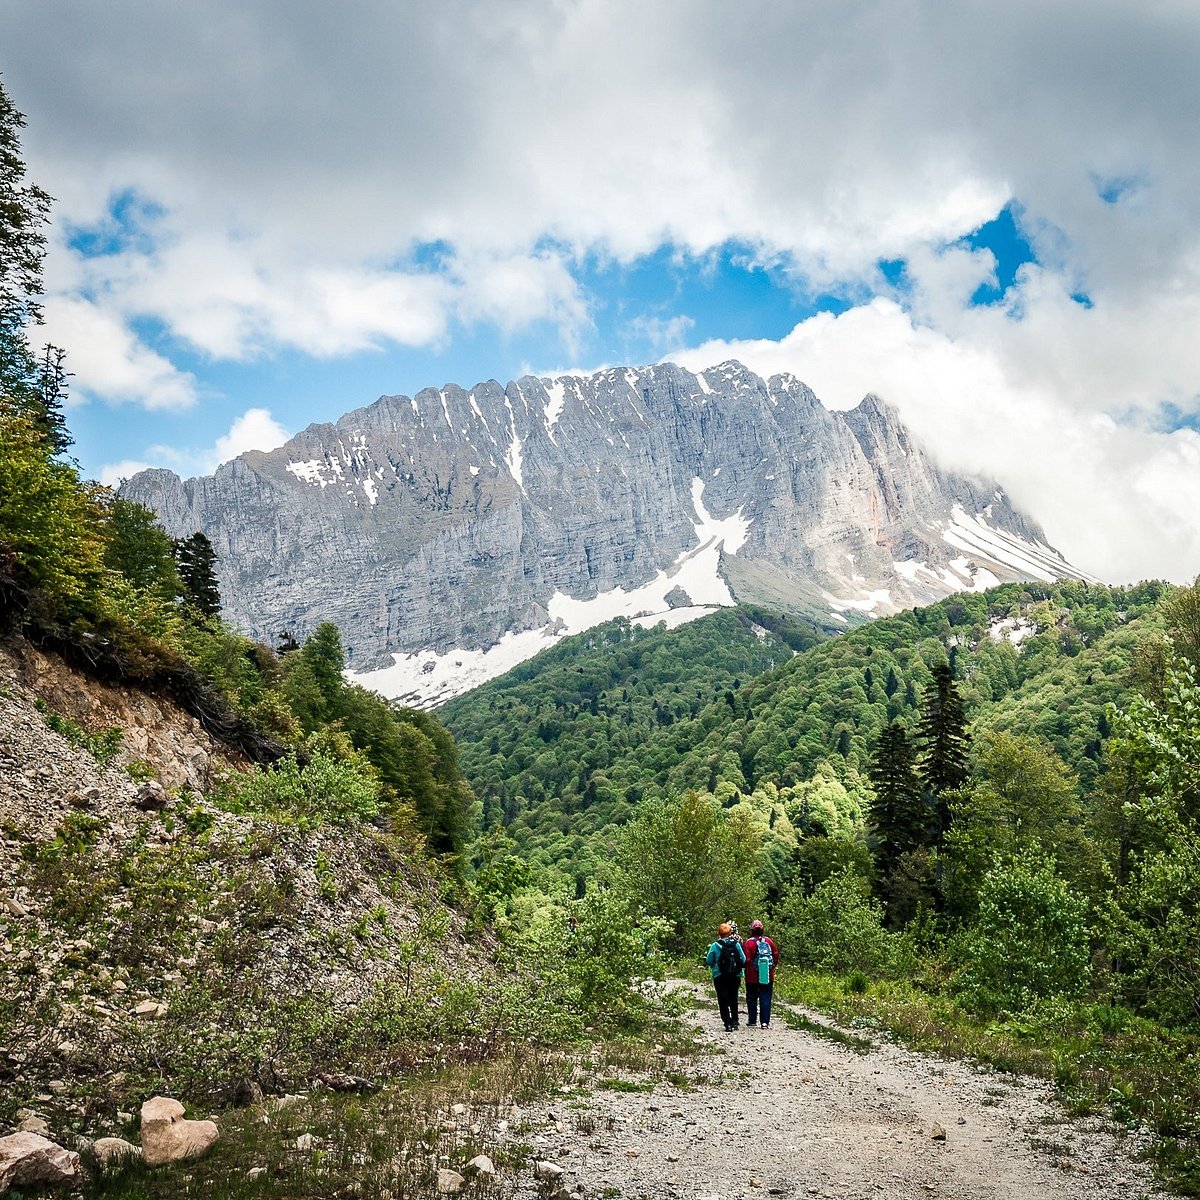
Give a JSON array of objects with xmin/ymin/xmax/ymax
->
[
  {"xmin": 0, "ymin": 636, "xmax": 479, "ymax": 1134},
  {"xmin": 122, "ymin": 361, "xmax": 1086, "ymax": 705}
]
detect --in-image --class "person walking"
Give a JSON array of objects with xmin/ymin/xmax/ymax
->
[
  {"xmin": 742, "ymin": 919, "xmax": 780, "ymax": 1028},
  {"xmin": 705, "ymin": 922, "xmax": 746, "ymax": 1031}
]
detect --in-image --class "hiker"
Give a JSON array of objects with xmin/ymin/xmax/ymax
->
[
  {"xmin": 705, "ymin": 922, "xmax": 746, "ymax": 1031},
  {"xmin": 742, "ymin": 919, "xmax": 779, "ymax": 1028}
]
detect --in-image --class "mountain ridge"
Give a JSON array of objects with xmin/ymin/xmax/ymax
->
[{"xmin": 121, "ymin": 360, "xmax": 1088, "ymax": 706}]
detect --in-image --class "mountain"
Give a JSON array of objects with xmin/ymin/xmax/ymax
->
[{"xmin": 121, "ymin": 360, "xmax": 1088, "ymax": 706}]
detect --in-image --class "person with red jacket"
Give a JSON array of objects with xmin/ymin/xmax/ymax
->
[{"xmin": 742, "ymin": 919, "xmax": 780, "ymax": 1028}]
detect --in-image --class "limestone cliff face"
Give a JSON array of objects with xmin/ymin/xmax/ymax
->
[{"xmin": 122, "ymin": 361, "xmax": 1081, "ymax": 695}]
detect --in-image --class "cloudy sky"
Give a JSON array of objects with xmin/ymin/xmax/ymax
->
[{"xmin": 2, "ymin": 1, "xmax": 1199, "ymax": 583}]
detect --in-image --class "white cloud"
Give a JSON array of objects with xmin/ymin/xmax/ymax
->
[
  {"xmin": 211, "ymin": 407, "xmax": 289, "ymax": 466},
  {"xmin": 3, "ymin": 2, "xmax": 1200, "ymax": 580},
  {"xmin": 674, "ymin": 302, "xmax": 1200, "ymax": 585},
  {"xmin": 99, "ymin": 407, "xmax": 291, "ymax": 486},
  {"xmin": 43, "ymin": 296, "xmax": 197, "ymax": 410}
]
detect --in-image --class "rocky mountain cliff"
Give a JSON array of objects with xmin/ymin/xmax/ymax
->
[{"xmin": 122, "ymin": 361, "xmax": 1085, "ymax": 706}]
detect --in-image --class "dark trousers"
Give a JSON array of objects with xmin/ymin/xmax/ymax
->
[
  {"xmin": 714, "ymin": 974, "xmax": 741, "ymax": 1029},
  {"xmin": 745, "ymin": 978, "xmax": 773, "ymax": 1026}
]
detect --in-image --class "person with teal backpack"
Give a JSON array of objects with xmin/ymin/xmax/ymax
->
[{"xmin": 742, "ymin": 919, "xmax": 780, "ymax": 1028}]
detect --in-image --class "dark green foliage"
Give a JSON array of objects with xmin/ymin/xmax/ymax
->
[
  {"xmin": 441, "ymin": 608, "xmax": 812, "ymax": 871},
  {"xmin": 104, "ymin": 498, "xmax": 181, "ymax": 598},
  {"xmin": 915, "ymin": 663, "xmax": 970, "ymax": 839},
  {"xmin": 31, "ymin": 343, "xmax": 73, "ymax": 455},
  {"xmin": 0, "ymin": 75, "xmax": 51, "ymax": 398},
  {"xmin": 867, "ymin": 722, "xmax": 926, "ymax": 877},
  {"xmin": 282, "ymin": 624, "xmax": 471, "ymax": 861},
  {"xmin": 174, "ymin": 531, "xmax": 221, "ymax": 616}
]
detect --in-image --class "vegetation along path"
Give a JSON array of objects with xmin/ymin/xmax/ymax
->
[{"xmin": 508, "ymin": 983, "xmax": 1163, "ymax": 1200}]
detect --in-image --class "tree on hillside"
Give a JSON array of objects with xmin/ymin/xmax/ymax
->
[
  {"xmin": 616, "ymin": 790, "xmax": 762, "ymax": 954},
  {"xmin": 940, "ymin": 730, "xmax": 1091, "ymax": 920},
  {"xmin": 0, "ymin": 75, "xmax": 51, "ymax": 399},
  {"xmin": 867, "ymin": 722, "xmax": 927, "ymax": 877},
  {"xmin": 104, "ymin": 498, "xmax": 180, "ymax": 598},
  {"xmin": 916, "ymin": 663, "xmax": 970, "ymax": 840},
  {"xmin": 174, "ymin": 531, "xmax": 221, "ymax": 617},
  {"xmin": 1161, "ymin": 576, "xmax": 1200, "ymax": 676},
  {"xmin": 31, "ymin": 343, "xmax": 72, "ymax": 455}
]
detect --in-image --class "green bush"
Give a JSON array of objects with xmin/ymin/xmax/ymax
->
[
  {"xmin": 774, "ymin": 868, "xmax": 903, "ymax": 975},
  {"xmin": 212, "ymin": 750, "xmax": 381, "ymax": 826},
  {"xmin": 955, "ymin": 855, "xmax": 1091, "ymax": 1014},
  {"xmin": 505, "ymin": 887, "xmax": 670, "ymax": 1036}
]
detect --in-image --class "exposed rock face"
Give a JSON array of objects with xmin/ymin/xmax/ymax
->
[
  {"xmin": 121, "ymin": 361, "xmax": 1084, "ymax": 704},
  {"xmin": 139, "ymin": 1096, "xmax": 219, "ymax": 1165}
]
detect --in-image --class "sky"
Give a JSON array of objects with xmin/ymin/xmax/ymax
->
[{"xmin": 2, "ymin": 1, "xmax": 1200, "ymax": 584}]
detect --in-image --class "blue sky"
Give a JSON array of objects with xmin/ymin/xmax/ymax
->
[{"xmin": 2, "ymin": 1, "xmax": 1200, "ymax": 581}]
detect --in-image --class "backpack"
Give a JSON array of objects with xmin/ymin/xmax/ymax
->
[
  {"xmin": 753, "ymin": 936, "xmax": 774, "ymax": 985},
  {"xmin": 716, "ymin": 938, "xmax": 741, "ymax": 978}
]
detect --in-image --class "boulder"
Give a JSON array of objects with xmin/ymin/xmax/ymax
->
[
  {"xmin": 0, "ymin": 1132, "xmax": 81, "ymax": 1192},
  {"xmin": 139, "ymin": 1096, "xmax": 219, "ymax": 1166},
  {"xmin": 466, "ymin": 1154, "xmax": 496, "ymax": 1176},
  {"xmin": 134, "ymin": 782, "xmax": 169, "ymax": 811},
  {"xmin": 91, "ymin": 1137, "xmax": 141, "ymax": 1166},
  {"xmin": 437, "ymin": 1167, "xmax": 466, "ymax": 1194}
]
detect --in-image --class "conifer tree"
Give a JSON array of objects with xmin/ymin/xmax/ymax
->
[
  {"xmin": 0, "ymin": 76, "xmax": 51, "ymax": 399},
  {"xmin": 174, "ymin": 531, "xmax": 221, "ymax": 616},
  {"xmin": 867, "ymin": 722, "xmax": 927, "ymax": 876},
  {"xmin": 32, "ymin": 344, "xmax": 73, "ymax": 455},
  {"xmin": 916, "ymin": 662, "xmax": 970, "ymax": 840}
]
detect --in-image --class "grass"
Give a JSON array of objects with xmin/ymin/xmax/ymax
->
[{"xmin": 72, "ymin": 1019, "xmax": 708, "ymax": 1200}]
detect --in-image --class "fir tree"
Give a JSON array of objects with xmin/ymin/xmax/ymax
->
[
  {"xmin": 174, "ymin": 531, "xmax": 221, "ymax": 616},
  {"xmin": 867, "ymin": 722, "xmax": 927, "ymax": 876},
  {"xmin": 0, "ymin": 77, "xmax": 51, "ymax": 399},
  {"xmin": 916, "ymin": 663, "xmax": 971, "ymax": 839},
  {"xmin": 31, "ymin": 344, "xmax": 72, "ymax": 455}
]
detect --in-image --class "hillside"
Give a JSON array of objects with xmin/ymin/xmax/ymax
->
[
  {"xmin": 0, "ymin": 636, "xmax": 490, "ymax": 1126},
  {"xmin": 441, "ymin": 604, "xmax": 827, "ymax": 875},
  {"xmin": 446, "ymin": 579, "xmax": 1168, "ymax": 877}
]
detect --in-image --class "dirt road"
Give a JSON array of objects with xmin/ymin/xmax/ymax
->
[{"xmin": 510, "ymin": 985, "xmax": 1164, "ymax": 1200}]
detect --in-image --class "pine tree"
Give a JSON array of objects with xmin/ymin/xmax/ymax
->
[
  {"xmin": 32, "ymin": 344, "xmax": 73, "ymax": 455},
  {"xmin": 0, "ymin": 77, "xmax": 52, "ymax": 399},
  {"xmin": 174, "ymin": 531, "xmax": 221, "ymax": 616},
  {"xmin": 867, "ymin": 722, "xmax": 928, "ymax": 876},
  {"xmin": 916, "ymin": 663, "xmax": 971, "ymax": 840}
]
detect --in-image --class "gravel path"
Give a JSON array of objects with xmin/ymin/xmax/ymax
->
[{"xmin": 511, "ymin": 983, "xmax": 1164, "ymax": 1200}]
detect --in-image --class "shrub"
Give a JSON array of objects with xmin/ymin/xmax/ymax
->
[
  {"xmin": 213, "ymin": 749, "xmax": 381, "ymax": 826},
  {"xmin": 774, "ymin": 868, "xmax": 900, "ymax": 975},
  {"xmin": 955, "ymin": 855, "xmax": 1091, "ymax": 1014}
]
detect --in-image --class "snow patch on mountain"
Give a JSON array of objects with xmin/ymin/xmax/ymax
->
[{"xmin": 348, "ymin": 477, "xmax": 751, "ymax": 706}]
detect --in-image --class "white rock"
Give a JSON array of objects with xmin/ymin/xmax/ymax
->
[
  {"xmin": 466, "ymin": 1154, "xmax": 496, "ymax": 1175},
  {"xmin": 534, "ymin": 1160, "xmax": 566, "ymax": 1179},
  {"xmin": 139, "ymin": 1096, "xmax": 219, "ymax": 1166},
  {"xmin": 0, "ymin": 1132, "xmax": 82, "ymax": 1191},
  {"xmin": 437, "ymin": 1167, "xmax": 466, "ymax": 1193},
  {"xmin": 247, "ymin": 1166, "xmax": 267, "ymax": 1180},
  {"xmin": 294, "ymin": 1134, "xmax": 318, "ymax": 1151},
  {"xmin": 91, "ymin": 1137, "xmax": 141, "ymax": 1165}
]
